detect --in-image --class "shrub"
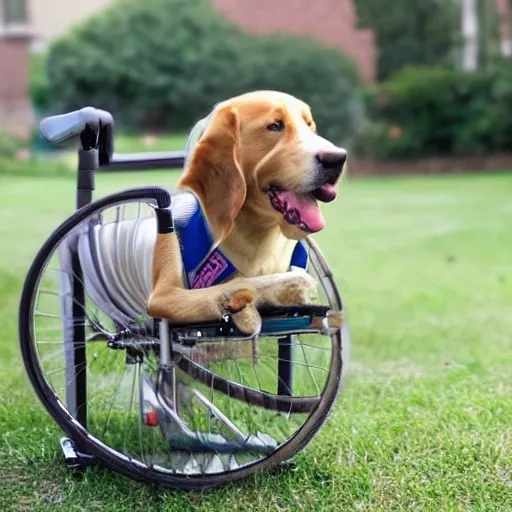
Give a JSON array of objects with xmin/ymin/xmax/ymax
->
[
  {"xmin": 355, "ymin": 65, "xmax": 512, "ymax": 159},
  {"xmin": 0, "ymin": 132, "xmax": 24, "ymax": 159},
  {"xmin": 43, "ymin": 0, "xmax": 363, "ymax": 144}
]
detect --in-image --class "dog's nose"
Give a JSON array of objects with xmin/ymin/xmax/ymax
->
[{"xmin": 315, "ymin": 149, "xmax": 347, "ymax": 169}]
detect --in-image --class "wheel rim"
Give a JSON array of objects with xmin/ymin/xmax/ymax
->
[{"xmin": 20, "ymin": 193, "xmax": 345, "ymax": 484}]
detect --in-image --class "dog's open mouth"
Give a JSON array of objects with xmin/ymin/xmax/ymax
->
[{"xmin": 268, "ymin": 184, "xmax": 337, "ymax": 233}]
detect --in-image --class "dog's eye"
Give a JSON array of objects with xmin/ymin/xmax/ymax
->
[{"xmin": 267, "ymin": 120, "xmax": 284, "ymax": 132}]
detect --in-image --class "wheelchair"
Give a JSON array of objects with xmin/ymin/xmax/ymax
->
[{"xmin": 18, "ymin": 107, "xmax": 350, "ymax": 490}]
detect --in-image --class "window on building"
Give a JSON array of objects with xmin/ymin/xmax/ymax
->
[{"xmin": 3, "ymin": 0, "xmax": 28, "ymax": 24}]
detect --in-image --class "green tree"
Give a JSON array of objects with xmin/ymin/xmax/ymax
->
[{"xmin": 355, "ymin": 0, "xmax": 460, "ymax": 80}]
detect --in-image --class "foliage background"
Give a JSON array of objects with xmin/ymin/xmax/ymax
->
[{"xmin": 42, "ymin": 0, "xmax": 363, "ymax": 144}]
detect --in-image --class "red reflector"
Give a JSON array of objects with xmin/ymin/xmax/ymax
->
[{"xmin": 144, "ymin": 410, "xmax": 159, "ymax": 426}]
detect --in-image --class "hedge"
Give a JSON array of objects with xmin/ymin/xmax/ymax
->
[
  {"xmin": 355, "ymin": 64, "xmax": 512, "ymax": 159},
  {"xmin": 43, "ymin": 0, "xmax": 363, "ymax": 144}
]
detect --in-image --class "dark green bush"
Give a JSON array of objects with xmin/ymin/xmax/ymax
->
[
  {"xmin": 0, "ymin": 132, "xmax": 25, "ymax": 159},
  {"xmin": 43, "ymin": 0, "xmax": 363, "ymax": 144},
  {"xmin": 355, "ymin": 64, "xmax": 512, "ymax": 159}
]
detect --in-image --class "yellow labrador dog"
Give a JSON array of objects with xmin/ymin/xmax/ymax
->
[{"xmin": 148, "ymin": 91, "xmax": 346, "ymax": 335}]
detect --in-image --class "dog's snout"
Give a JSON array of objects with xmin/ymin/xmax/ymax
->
[{"xmin": 315, "ymin": 149, "xmax": 347, "ymax": 169}]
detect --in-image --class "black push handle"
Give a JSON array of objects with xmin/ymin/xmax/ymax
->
[{"xmin": 40, "ymin": 107, "xmax": 114, "ymax": 165}]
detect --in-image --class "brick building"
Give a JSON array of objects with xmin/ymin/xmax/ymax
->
[{"xmin": 0, "ymin": 1, "xmax": 33, "ymax": 136}]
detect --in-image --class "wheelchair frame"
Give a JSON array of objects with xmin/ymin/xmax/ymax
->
[{"xmin": 19, "ymin": 107, "xmax": 349, "ymax": 481}]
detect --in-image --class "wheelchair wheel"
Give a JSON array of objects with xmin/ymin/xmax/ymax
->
[{"xmin": 19, "ymin": 187, "xmax": 349, "ymax": 490}]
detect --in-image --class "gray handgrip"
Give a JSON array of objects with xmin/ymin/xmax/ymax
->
[
  {"xmin": 40, "ymin": 107, "xmax": 114, "ymax": 163},
  {"xmin": 40, "ymin": 107, "xmax": 98, "ymax": 145}
]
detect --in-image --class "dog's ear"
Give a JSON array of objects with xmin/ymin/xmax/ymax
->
[{"xmin": 178, "ymin": 105, "xmax": 245, "ymax": 244}]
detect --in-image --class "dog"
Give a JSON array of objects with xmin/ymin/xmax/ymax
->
[{"xmin": 148, "ymin": 90, "xmax": 346, "ymax": 336}]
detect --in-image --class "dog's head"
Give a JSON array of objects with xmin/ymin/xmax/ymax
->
[{"xmin": 178, "ymin": 91, "xmax": 347, "ymax": 242}]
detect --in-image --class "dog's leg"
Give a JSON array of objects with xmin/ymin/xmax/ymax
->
[{"xmin": 147, "ymin": 233, "xmax": 317, "ymax": 335}]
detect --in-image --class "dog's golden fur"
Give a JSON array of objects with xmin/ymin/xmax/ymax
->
[{"xmin": 148, "ymin": 90, "xmax": 345, "ymax": 335}]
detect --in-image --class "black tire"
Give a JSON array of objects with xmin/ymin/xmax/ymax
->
[{"xmin": 19, "ymin": 187, "xmax": 346, "ymax": 490}]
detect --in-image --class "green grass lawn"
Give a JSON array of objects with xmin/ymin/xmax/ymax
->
[{"xmin": 0, "ymin": 169, "xmax": 511, "ymax": 511}]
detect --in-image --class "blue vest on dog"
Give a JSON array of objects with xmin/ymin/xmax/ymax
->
[{"xmin": 174, "ymin": 194, "xmax": 308, "ymax": 289}]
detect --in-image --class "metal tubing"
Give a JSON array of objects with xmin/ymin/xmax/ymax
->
[
  {"xmin": 100, "ymin": 151, "xmax": 186, "ymax": 172},
  {"xmin": 277, "ymin": 335, "xmax": 294, "ymax": 396}
]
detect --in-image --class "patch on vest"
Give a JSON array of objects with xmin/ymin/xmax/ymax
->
[{"xmin": 191, "ymin": 251, "xmax": 229, "ymax": 289}]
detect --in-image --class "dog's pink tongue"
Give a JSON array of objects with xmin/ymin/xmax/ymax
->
[{"xmin": 280, "ymin": 191, "xmax": 325, "ymax": 232}]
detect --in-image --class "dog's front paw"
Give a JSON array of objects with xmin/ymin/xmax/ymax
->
[
  {"xmin": 231, "ymin": 305, "xmax": 262, "ymax": 336},
  {"xmin": 226, "ymin": 289, "xmax": 262, "ymax": 336},
  {"xmin": 275, "ymin": 271, "xmax": 318, "ymax": 306}
]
